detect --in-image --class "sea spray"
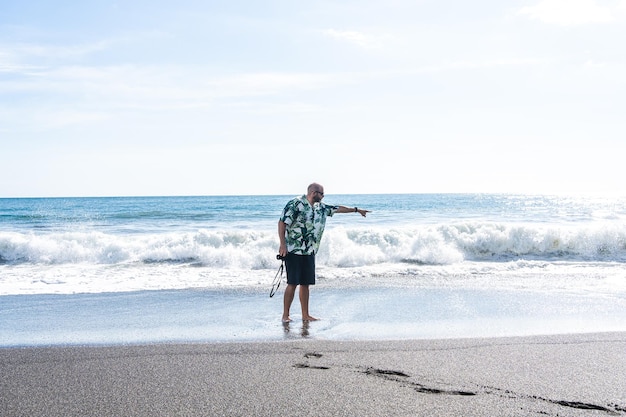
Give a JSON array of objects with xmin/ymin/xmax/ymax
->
[{"xmin": 2, "ymin": 194, "xmax": 626, "ymax": 295}]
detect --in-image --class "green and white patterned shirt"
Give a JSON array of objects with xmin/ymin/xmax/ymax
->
[{"xmin": 280, "ymin": 195, "xmax": 337, "ymax": 255}]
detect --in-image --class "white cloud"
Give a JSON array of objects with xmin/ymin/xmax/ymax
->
[
  {"xmin": 206, "ymin": 71, "xmax": 351, "ymax": 98},
  {"xmin": 2, "ymin": 55, "xmax": 357, "ymax": 104},
  {"xmin": 0, "ymin": 56, "xmax": 364, "ymax": 132},
  {"xmin": 322, "ymin": 29, "xmax": 394, "ymax": 49},
  {"xmin": 0, "ymin": 40, "xmax": 113, "ymax": 69},
  {"xmin": 518, "ymin": 0, "xmax": 617, "ymax": 25}
]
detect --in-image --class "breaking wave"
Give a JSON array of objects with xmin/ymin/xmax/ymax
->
[{"xmin": 2, "ymin": 222, "xmax": 625, "ymax": 268}]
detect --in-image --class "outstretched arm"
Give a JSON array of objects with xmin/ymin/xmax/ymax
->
[{"xmin": 335, "ymin": 206, "xmax": 370, "ymax": 217}]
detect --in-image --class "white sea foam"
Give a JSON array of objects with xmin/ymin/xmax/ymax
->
[
  {"xmin": 2, "ymin": 222, "xmax": 625, "ymax": 269},
  {"xmin": 2, "ymin": 222, "xmax": 626, "ymax": 296}
]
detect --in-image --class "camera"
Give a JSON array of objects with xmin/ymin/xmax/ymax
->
[{"xmin": 276, "ymin": 254, "xmax": 285, "ymax": 260}]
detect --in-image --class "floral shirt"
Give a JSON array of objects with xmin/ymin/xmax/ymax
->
[{"xmin": 280, "ymin": 195, "xmax": 337, "ymax": 255}]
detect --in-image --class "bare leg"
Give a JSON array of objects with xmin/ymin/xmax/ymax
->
[
  {"xmin": 282, "ymin": 284, "xmax": 296, "ymax": 322},
  {"xmin": 299, "ymin": 285, "xmax": 318, "ymax": 321}
]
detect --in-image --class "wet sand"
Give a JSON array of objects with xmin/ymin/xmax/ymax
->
[{"xmin": 2, "ymin": 332, "xmax": 626, "ymax": 417}]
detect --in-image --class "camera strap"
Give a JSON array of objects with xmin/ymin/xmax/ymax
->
[{"xmin": 270, "ymin": 259, "xmax": 285, "ymax": 298}]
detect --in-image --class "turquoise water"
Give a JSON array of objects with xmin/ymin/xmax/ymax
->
[
  {"xmin": 2, "ymin": 194, "xmax": 626, "ymax": 270},
  {"xmin": 1, "ymin": 194, "xmax": 626, "ymax": 346}
]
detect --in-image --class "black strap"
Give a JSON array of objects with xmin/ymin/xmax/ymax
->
[{"xmin": 270, "ymin": 260, "xmax": 284, "ymax": 298}]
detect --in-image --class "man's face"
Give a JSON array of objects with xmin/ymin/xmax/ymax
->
[{"xmin": 311, "ymin": 187, "xmax": 324, "ymax": 203}]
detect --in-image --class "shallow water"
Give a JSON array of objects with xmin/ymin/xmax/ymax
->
[{"xmin": 2, "ymin": 283, "xmax": 625, "ymax": 347}]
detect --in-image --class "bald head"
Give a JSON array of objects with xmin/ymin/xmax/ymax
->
[
  {"xmin": 307, "ymin": 183, "xmax": 324, "ymax": 194},
  {"xmin": 306, "ymin": 183, "xmax": 325, "ymax": 204}
]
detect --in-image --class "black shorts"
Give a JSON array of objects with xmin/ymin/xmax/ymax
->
[{"xmin": 285, "ymin": 253, "xmax": 316, "ymax": 285}]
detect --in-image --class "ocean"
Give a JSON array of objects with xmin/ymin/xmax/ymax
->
[{"xmin": 2, "ymin": 194, "xmax": 626, "ymax": 346}]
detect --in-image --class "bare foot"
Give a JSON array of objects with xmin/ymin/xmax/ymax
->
[
  {"xmin": 302, "ymin": 316, "xmax": 319, "ymax": 322},
  {"xmin": 282, "ymin": 316, "xmax": 292, "ymax": 323}
]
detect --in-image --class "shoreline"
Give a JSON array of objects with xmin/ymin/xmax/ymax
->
[
  {"xmin": 4, "ymin": 285, "xmax": 626, "ymax": 348},
  {"xmin": 2, "ymin": 332, "xmax": 626, "ymax": 416}
]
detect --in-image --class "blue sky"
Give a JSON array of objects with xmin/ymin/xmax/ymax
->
[{"xmin": 1, "ymin": 0, "xmax": 625, "ymax": 197}]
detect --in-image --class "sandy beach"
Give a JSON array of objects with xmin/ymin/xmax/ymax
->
[{"xmin": 2, "ymin": 332, "xmax": 625, "ymax": 417}]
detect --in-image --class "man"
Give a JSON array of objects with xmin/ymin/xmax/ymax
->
[{"xmin": 278, "ymin": 183, "xmax": 370, "ymax": 322}]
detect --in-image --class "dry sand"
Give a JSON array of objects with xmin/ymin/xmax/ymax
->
[{"xmin": 2, "ymin": 332, "xmax": 626, "ymax": 417}]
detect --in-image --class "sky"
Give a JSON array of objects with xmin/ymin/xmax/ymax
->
[{"xmin": 1, "ymin": 0, "xmax": 625, "ymax": 197}]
